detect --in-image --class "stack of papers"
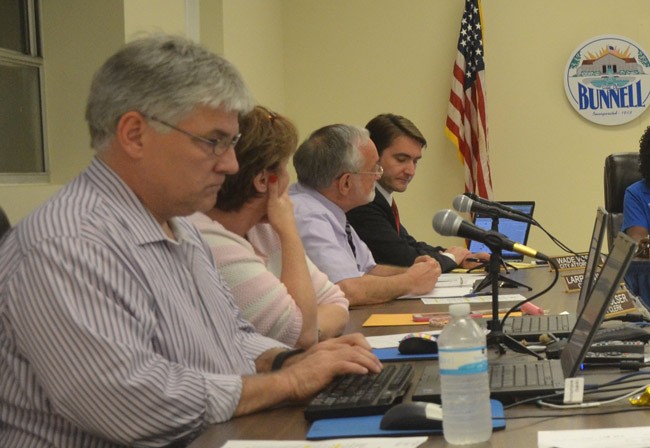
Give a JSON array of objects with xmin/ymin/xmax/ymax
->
[
  {"xmin": 398, "ymin": 273, "xmax": 485, "ymax": 299},
  {"xmin": 421, "ymin": 293, "xmax": 527, "ymax": 305},
  {"xmin": 221, "ymin": 437, "xmax": 427, "ymax": 447},
  {"xmin": 538, "ymin": 426, "xmax": 650, "ymax": 447}
]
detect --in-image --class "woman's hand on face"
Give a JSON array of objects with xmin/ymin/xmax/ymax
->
[{"xmin": 266, "ymin": 174, "xmax": 297, "ymax": 235}]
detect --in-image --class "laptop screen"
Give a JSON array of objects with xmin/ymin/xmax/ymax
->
[
  {"xmin": 576, "ymin": 206, "xmax": 608, "ymax": 316},
  {"xmin": 467, "ymin": 201, "xmax": 535, "ymax": 260},
  {"xmin": 560, "ymin": 232, "xmax": 637, "ymax": 378}
]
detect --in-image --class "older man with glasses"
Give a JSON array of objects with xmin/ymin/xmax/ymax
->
[
  {"xmin": 0, "ymin": 36, "xmax": 380, "ymax": 447},
  {"xmin": 289, "ymin": 124, "xmax": 442, "ymax": 306}
]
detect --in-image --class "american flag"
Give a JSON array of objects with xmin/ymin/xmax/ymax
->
[{"xmin": 445, "ymin": 0, "xmax": 493, "ymax": 199}]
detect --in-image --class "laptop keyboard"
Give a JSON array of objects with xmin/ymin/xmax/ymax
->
[
  {"xmin": 303, "ymin": 363, "xmax": 414, "ymax": 421},
  {"xmin": 490, "ymin": 362, "xmax": 556, "ymax": 389}
]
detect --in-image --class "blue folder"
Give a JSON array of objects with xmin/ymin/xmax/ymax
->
[
  {"xmin": 372, "ymin": 347, "xmax": 438, "ymax": 361},
  {"xmin": 306, "ymin": 399, "xmax": 505, "ymax": 440}
]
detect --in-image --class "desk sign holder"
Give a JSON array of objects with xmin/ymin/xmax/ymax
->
[
  {"xmin": 562, "ymin": 272, "xmax": 585, "ymax": 293},
  {"xmin": 562, "ymin": 274, "xmax": 634, "ymax": 317},
  {"xmin": 549, "ymin": 253, "xmax": 587, "ymax": 271},
  {"xmin": 562, "ymin": 270, "xmax": 600, "ymax": 293},
  {"xmin": 605, "ymin": 289, "xmax": 637, "ymax": 318}
]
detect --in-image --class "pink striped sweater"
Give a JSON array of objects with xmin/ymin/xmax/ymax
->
[{"xmin": 189, "ymin": 212, "xmax": 349, "ymax": 346}]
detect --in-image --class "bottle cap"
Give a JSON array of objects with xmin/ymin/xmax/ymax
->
[{"xmin": 449, "ymin": 303, "xmax": 470, "ymax": 317}]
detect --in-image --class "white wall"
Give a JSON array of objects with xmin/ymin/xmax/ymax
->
[
  {"xmin": 124, "ymin": 0, "xmax": 187, "ymax": 40},
  {"xmin": 221, "ymin": 0, "xmax": 286, "ymax": 112},
  {"xmin": 485, "ymin": 1, "xmax": 650, "ymax": 254},
  {"xmin": 281, "ymin": 0, "xmax": 650, "ymax": 255},
  {"xmin": 5, "ymin": 0, "xmax": 650, "ymax": 258}
]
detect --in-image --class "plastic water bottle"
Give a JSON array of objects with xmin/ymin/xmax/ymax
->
[{"xmin": 438, "ymin": 303, "xmax": 492, "ymax": 444}]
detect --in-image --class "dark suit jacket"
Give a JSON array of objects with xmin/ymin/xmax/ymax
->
[{"xmin": 346, "ymin": 188, "xmax": 457, "ymax": 272}]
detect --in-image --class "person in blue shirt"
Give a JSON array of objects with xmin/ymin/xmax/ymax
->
[{"xmin": 623, "ymin": 125, "xmax": 650, "ymax": 242}]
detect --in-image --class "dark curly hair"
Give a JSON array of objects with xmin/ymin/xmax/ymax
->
[
  {"xmin": 641, "ymin": 126, "xmax": 650, "ymax": 185},
  {"xmin": 216, "ymin": 106, "xmax": 298, "ymax": 211}
]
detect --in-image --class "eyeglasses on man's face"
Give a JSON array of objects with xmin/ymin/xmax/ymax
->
[
  {"xmin": 351, "ymin": 164, "xmax": 384, "ymax": 178},
  {"xmin": 144, "ymin": 114, "xmax": 241, "ymax": 157}
]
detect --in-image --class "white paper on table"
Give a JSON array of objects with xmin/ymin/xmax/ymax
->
[
  {"xmin": 397, "ymin": 274, "xmax": 486, "ymax": 299},
  {"xmin": 421, "ymin": 293, "xmax": 527, "ymax": 305},
  {"xmin": 221, "ymin": 436, "xmax": 428, "ymax": 448},
  {"xmin": 434, "ymin": 273, "xmax": 486, "ymax": 287},
  {"xmin": 398, "ymin": 285, "xmax": 474, "ymax": 299},
  {"xmin": 365, "ymin": 330, "xmax": 441, "ymax": 349},
  {"xmin": 538, "ymin": 426, "xmax": 650, "ymax": 448}
]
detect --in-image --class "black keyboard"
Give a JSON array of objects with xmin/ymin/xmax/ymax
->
[
  {"xmin": 507, "ymin": 315, "xmax": 572, "ymax": 333},
  {"xmin": 592, "ymin": 323, "xmax": 650, "ymax": 343},
  {"xmin": 489, "ymin": 362, "xmax": 556, "ymax": 389},
  {"xmin": 477, "ymin": 315, "xmax": 576, "ymax": 341},
  {"xmin": 411, "ymin": 361, "xmax": 565, "ymax": 403},
  {"xmin": 303, "ymin": 363, "xmax": 414, "ymax": 421}
]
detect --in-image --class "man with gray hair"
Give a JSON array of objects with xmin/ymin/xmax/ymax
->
[
  {"xmin": 0, "ymin": 35, "xmax": 380, "ymax": 447},
  {"xmin": 289, "ymin": 124, "xmax": 441, "ymax": 306}
]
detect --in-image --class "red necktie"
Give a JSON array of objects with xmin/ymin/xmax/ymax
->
[{"xmin": 391, "ymin": 199, "xmax": 400, "ymax": 236}]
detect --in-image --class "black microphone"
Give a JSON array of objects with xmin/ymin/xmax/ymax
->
[
  {"xmin": 432, "ymin": 209, "xmax": 550, "ymax": 261},
  {"xmin": 453, "ymin": 195, "xmax": 534, "ymax": 224},
  {"xmin": 463, "ymin": 192, "xmax": 532, "ymax": 219}
]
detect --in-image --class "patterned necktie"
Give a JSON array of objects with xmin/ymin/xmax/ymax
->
[
  {"xmin": 391, "ymin": 199, "xmax": 401, "ymax": 236},
  {"xmin": 345, "ymin": 221, "xmax": 357, "ymax": 257}
]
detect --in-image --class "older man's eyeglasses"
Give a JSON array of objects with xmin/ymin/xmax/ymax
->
[
  {"xmin": 144, "ymin": 114, "xmax": 241, "ymax": 157},
  {"xmin": 351, "ymin": 164, "xmax": 384, "ymax": 178}
]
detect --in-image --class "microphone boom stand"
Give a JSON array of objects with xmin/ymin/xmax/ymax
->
[
  {"xmin": 485, "ymin": 246, "xmax": 542, "ymax": 359},
  {"xmin": 472, "ymin": 215, "xmax": 532, "ymax": 293}
]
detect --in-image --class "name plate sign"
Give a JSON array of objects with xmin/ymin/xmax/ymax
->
[
  {"xmin": 562, "ymin": 273, "xmax": 584, "ymax": 293},
  {"xmin": 605, "ymin": 289, "xmax": 637, "ymax": 318},
  {"xmin": 550, "ymin": 253, "xmax": 588, "ymax": 271},
  {"xmin": 562, "ymin": 270, "xmax": 601, "ymax": 293}
]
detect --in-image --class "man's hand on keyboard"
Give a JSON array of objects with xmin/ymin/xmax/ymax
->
[
  {"xmin": 282, "ymin": 333, "xmax": 382, "ymax": 401},
  {"xmin": 235, "ymin": 334, "xmax": 380, "ymax": 417}
]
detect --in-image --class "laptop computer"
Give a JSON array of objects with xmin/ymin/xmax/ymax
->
[
  {"xmin": 576, "ymin": 207, "xmax": 608, "ymax": 316},
  {"xmin": 468, "ymin": 201, "xmax": 535, "ymax": 260},
  {"xmin": 498, "ymin": 206, "xmax": 608, "ymax": 341},
  {"xmin": 413, "ymin": 231, "xmax": 637, "ymax": 403}
]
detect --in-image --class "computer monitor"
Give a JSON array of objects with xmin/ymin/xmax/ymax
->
[{"xmin": 467, "ymin": 201, "xmax": 535, "ymax": 260}]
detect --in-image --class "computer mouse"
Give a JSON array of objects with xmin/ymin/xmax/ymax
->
[
  {"xmin": 380, "ymin": 401, "xmax": 443, "ymax": 430},
  {"xmin": 398, "ymin": 333, "xmax": 438, "ymax": 355}
]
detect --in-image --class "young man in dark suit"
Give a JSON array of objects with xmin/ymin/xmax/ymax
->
[{"xmin": 346, "ymin": 113, "xmax": 488, "ymax": 271}]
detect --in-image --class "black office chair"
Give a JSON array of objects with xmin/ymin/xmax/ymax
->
[
  {"xmin": 0, "ymin": 206, "xmax": 10, "ymax": 241},
  {"xmin": 604, "ymin": 152, "xmax": 642, "ymax": 250}
]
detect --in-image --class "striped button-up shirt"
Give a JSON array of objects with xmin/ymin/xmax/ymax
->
[{"xmin": 0, "ymin": 158, "xmax": 285, "ymax": 447}]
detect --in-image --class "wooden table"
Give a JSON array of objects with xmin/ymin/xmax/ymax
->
[{"xmin": 189, "ymin": 265, "xmax": 650, "ymax": 447}]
